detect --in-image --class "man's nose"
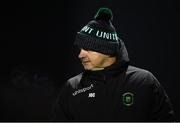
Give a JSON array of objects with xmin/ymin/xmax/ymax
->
[{"xmin": 78, "ymin": 49, "xmax": 88, "ymax": 59}]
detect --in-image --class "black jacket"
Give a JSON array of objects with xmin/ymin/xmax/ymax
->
[{"xmin": 53, "ymin": 41, "xmax": 175, "ymax": 121}]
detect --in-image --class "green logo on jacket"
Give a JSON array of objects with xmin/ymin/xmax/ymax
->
[{"xmin": 122, "ymin": 92, "xmax": 134, "ymax": 106}]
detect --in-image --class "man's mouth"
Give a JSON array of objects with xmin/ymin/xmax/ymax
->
[
  {"xmin": 82, "ymin": 61, "xmax": 90, "ymax": 64},
  {"xmin": 81, "ymin": 60, "xmax": 90, "ymax": 64}
]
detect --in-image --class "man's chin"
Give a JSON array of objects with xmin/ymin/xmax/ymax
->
[
  {"xmin": 83, "ymin": 65, "xmax": 93, "ymax": 70},
  {"xmin": 83, "ymin": 67, "xmax": 92, "ymax": 70}
]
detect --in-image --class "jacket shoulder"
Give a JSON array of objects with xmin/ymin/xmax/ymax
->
[
  {"xmin": 66, "ymin": 73, "xmax": 83, "ymax": 89},
  {"xmin": 126, "ymin": 66, "xmax": 158, "ymax": 85},
  {"xmin": 127, "ymin": 66, "xmax": 150, "ymax": 75}
]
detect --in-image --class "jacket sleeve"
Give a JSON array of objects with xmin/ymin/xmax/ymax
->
[
  {"xmin": 148, "ymin": 72, "xmax": 175, "ymax": 121},
  {"xmin": 51, "ymin": 83, "xmax": 73, "ymax": 121}
]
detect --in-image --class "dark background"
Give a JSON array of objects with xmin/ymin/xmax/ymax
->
[{"xmin": 0, "ymin": 0, "xmax": 179, "ymax": 121}]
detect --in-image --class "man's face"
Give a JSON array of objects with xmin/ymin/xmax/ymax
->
[{"xmin": 78, "ymin": 48, "xmax": 115, "ymax": 71}]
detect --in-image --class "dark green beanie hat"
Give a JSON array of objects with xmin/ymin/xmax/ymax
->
[{"xmin": 74, "ymin": 7, "xmax": 121, "ymax": 55}]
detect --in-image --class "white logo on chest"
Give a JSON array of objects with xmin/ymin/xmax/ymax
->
[{"xmin": 72, "ymin": 84, "xmax": 94, "ymax": 96}]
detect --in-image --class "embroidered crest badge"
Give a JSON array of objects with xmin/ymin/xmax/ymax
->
[{"xmin": 122, "ymin": 92, "xmax": 134, "ymax": 106}]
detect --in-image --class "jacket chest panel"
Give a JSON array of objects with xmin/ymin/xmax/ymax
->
[
  {"xmin": 69, "ymin": 85, "xmax": 151, "ymax": 120},
  {"xmin": 69, "ymin": 84, "xmax": 126, "ymax": 120}
]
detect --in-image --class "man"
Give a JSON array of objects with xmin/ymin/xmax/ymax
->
[{"xmin": 53, "ymin": 8, "xmax": 175, "ymax": 121}]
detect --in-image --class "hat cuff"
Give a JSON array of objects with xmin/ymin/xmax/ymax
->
[{"xmin": 74, "ymin": 32, "xmax": 120, "ymax": 55}]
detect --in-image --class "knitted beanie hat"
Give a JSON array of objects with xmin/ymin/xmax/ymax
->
[{"xmin": 74, "ymin": 7, "xmax": 121, "ymax": 55}]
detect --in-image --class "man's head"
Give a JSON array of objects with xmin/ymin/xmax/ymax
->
[
  {"xmin": 74, "ymin": 8, "xmax": 120, "ymax": 71},
  {"xmin": 78, "ymin": 48, "xmax": 116, "ymax": 71}
]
